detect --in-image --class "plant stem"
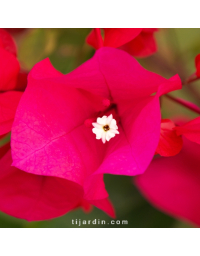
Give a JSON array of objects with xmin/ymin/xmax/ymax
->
[
  {"xmin": 183, "ymin": 75, "xmax": 200, "ymax": 85},
  {"xmin": 165, "ymin": 94, "xmax": 200, "ymax": 115}
]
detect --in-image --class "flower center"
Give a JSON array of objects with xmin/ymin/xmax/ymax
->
[
  {"xmin": 92, "ymin": 114, "xmax": 119, "ymax": 143},
  {"xmin": 103, "ymin": 125, "xmax": 110, "ymax": 131}
]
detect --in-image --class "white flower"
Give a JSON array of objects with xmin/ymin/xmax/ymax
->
[{"xmin": 92, "ymin": 114, "xmax": 119, "ymax": 143}]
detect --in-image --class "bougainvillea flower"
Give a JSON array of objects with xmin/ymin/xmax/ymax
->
[
  {"xmin": 0, "ymin": 28, "xmax": 20, "ymax": 91},
  {"xmin": 155, "ymin": 119, "xmax": 183, "ymax": 157},
  {"xmin": 92, "ymin": 114, "xmax": 119, "ymax": 143},
  {"xmin": 175, "ymin": 116, "xmax": 200, "ymax": 144},
  {"xmin": 11, "ymin": 48, "xmax": 181, "ymax": 201},
  {"xmin": 0, "ymin": 91, "xmax": 23, "ymax": 136},
  {"xmin": 0, "ymin": 144, "xmax": 114, "ymax": 221},
  {"xmin": 135, "ymin": 138, "xmax": 200, "ymax": 226},
  {"xmin": 86, "ymin": 28, "xmax": 158, "ymax": 57}
]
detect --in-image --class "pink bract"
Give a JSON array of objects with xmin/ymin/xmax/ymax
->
[
  {"xmin": 0, "ymin": 146, "xmax": 114, "ymax": 221},
  {"xmin": 175, "ymin": 116, "xmax": 200, "ymax": 144},
  {"xmin": 86, "ymin": 28, "xmax": 158, "ymax": 57},
  {"xmin": 155, "ymin": 119, "xmax": 183, "ymax": 157},
  {"xmin": 135, "ymin": 138, "xmax": 200, "ymax": 227}
]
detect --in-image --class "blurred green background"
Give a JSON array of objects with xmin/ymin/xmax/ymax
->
[{"xmin": 1, "ymin": 28, "xmax": 200, "ymax": 228}]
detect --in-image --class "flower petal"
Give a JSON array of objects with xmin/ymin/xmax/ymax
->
[
  {"xmin": 86, "ymin": 28, "xmax": 104, "ymax": 49},
  {"xmin": 156, "ymin": 119, "xmax": 183, "ymax": 157},
  {"xmin": 96, "ymin": 48, "xmax": 181, "ymax": 100},
  {"xmin": 175, "ymin": 116, "xmax": 200, "ymax": 144},
  {"xmin": 106, "ymin": 114, "xmax": 113, "ymax": 125},
  {"xmin": 120, "ymin": 29, "xmax": 157, "ymax": 57}
]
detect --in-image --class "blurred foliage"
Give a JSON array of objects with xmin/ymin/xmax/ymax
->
[
  {"xmin": 17, "ymin": 28, "xmax": 93, "ymax": 73},
  {"xmin": 1, "ymin": 28, "xmax": 200, "ymax": 228}
]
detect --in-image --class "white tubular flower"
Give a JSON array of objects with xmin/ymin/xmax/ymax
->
[{"xmin": 92, "ymin": 114, "xmax": 119, "ymax": 143}]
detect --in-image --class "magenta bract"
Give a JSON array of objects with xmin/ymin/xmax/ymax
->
[
  {"xmin": 0, "ymin": 147, "xmax": 114, "ymax": 221},
  {"xmin": 86, "ymin": 28, "xmax": 158, "ymax": 57},
  {"xmin": 10, "ymin": 47, "xmax": 181, "ymax": 220},
  {"xmin": 135, "ymin": 138, "xmax": 200, "ymax": 227}
]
